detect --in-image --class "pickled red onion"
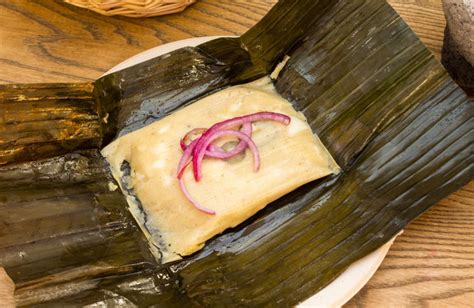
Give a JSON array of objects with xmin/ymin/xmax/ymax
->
[
  {"xmin": 180, "ymin": 122, "xmax": 252, "ymax": 159},
  {"xmin": 192, "ymin": 112, "xmax": 290, "ymax": 181},
  {"xmin": 177, "ymin": 112, "xmax": 290, "ymax": 215}
]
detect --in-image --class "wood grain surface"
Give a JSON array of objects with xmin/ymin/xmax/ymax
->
[{"xmin": 0, "ymin": 0, "xmax": 472, "ymax": 306}]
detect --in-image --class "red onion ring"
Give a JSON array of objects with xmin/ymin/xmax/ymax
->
[
  {"xmin": 205, "ymin": 122, "xmax": 252, "ymax": 159},
  {"xmin": 180, "ymin": 128, "xmax": 206, "ymax": 151},
  {"xmin": 177, "ymin": 128, "xmax": 260, "ymax": 179},
  {"xmin": 180, "ymin": 123, "xmax": 253, "ymax": 159},
  {"xmin": 177, "ymin": 139, "xmax": 198, "ymax": 179},
  {"xmin": 192, "ymin": 112, "xmax": 290, "ymax": 181},
  {"xmin": 177, "ymin": 130, "xmax": 259, "ymax": 215},
  {"xmin": 180, "ymin": 138, "xmax": 221, "ymax": 154},
  {"xmin": 177, "ymin": 112, "xmax": 290, "ymax": 215},
  {"xmin": 198, "ymin": 129, "xmax": 260, "ymax": 172}
]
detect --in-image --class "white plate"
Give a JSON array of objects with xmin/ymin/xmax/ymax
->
[{"xmin": 105, "ymin": 37, "xmax": 399, "ymax": 308}]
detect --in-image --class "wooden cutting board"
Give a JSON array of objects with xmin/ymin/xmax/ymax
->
[{"xmin": 0, "ymin": 0, "xmax": 472, "ymax": 306}]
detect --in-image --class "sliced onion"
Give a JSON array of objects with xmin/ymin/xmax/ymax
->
[
  {"xmin": 180, "ymin": 123, "xmax": 253, "ymax": 159},
  {"xmin": 192, "ymin": 112, "xmax": 290, "ymax": 181},
  {"xmin": 204, "ymin": 122, "xmax": 252, "ymax": 159},
  {"xmin": 177, "ymin": 130, "xmax": 259, "ymax": 214},
  {"xmin": 177, "ymin": 111, "xmax": 290, "ymax": 214},
  {"xmin": 196, "ymin": 129, "xmax": 260, "ymax": 175},
  {"xmin": 177, "ymin": 139, "xmax": 198, "ymax": 179},
  {"xmin": 180, "ymin": 128, "xmax": 206, "ymax": 151}
]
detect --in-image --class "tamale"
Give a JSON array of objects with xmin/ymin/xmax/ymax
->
[
  {"xmin": 101, "ymin": 77, "xmax": 339, "ymax": 262},
  {"xmin": 1, "ymin": 0, "xmax": 472, "ymax": 306}
]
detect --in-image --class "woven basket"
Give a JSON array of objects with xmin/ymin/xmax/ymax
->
[{"xmin": 64, "ymin": 0, "xmax": 196, "ymax": 17}]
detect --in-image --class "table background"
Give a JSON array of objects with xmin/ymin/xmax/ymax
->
[{"xmin": 0, "ymin": 0, "xmax": 472, "ymax": 306}]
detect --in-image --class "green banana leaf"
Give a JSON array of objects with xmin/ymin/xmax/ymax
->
[{"xmin": 1, "ymin": 0, "xmax": 472, "ymax": 306}]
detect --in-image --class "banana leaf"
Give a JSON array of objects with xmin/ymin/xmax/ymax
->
[
  {"xmin": 0, "ymin": 150, "xmax": 157, "ymax": 306},
  {"xmin": 1, "ymin": 0, "xmax": 473, "ymax": 306},
  {"xmin": 0, "ymin": 83, "xmax": 101, "ymax": 165}
]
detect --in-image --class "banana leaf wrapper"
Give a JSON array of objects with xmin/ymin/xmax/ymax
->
[
  {"xmin": 1, "ymin": 0, "xmax": 473, "ymax": 306},
  {"xmin": 0, "ymin": 83, "xmax": 101, "ymax": 165}
]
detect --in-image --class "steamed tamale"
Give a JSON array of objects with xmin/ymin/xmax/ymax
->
[
  {"xmin": 1, "ymin": 0, "xmax": 473, "ymax": 306},
  {"xmin": 101, "ymin": 77, "xmax": 339, "ymax": 262}
]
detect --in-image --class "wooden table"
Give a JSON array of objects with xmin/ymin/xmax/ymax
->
[{"xmin": 0, "ymin": 0, "xmax": 472, "ymax": 306}]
